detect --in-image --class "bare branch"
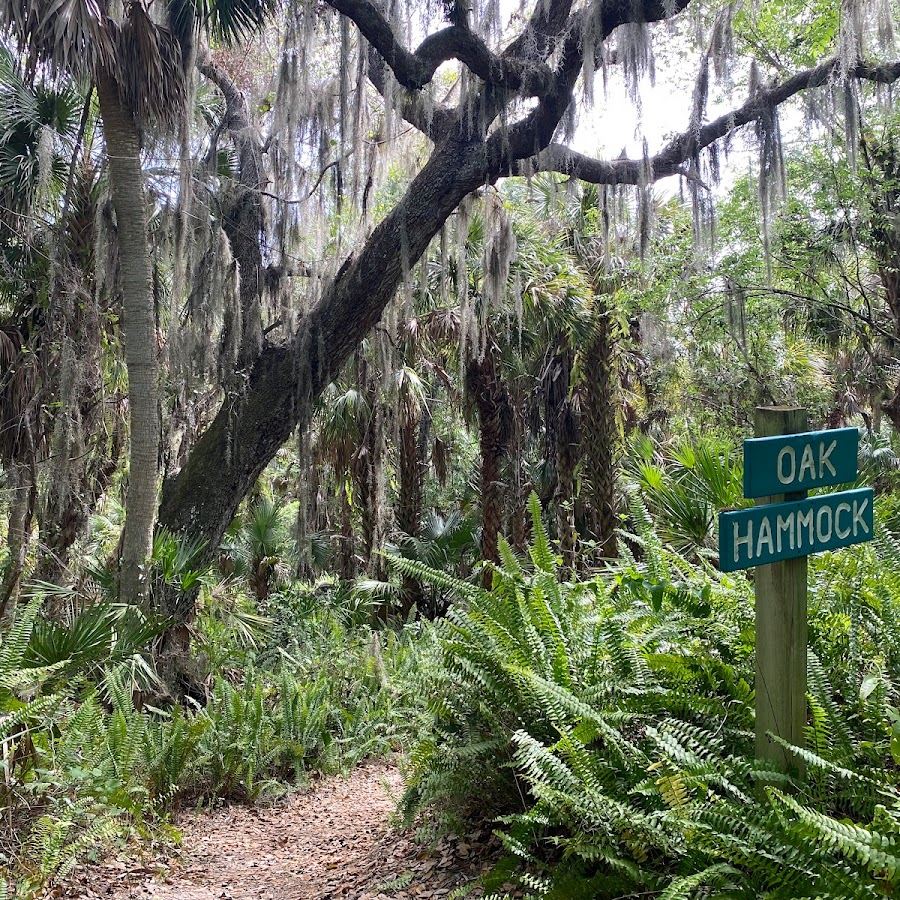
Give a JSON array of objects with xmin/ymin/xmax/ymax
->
[
  {"xmin": 338, "ymin": 0, "xmax": 691, "ymax": 142},
  {"xmin": 501, "ymin": 0, "xmax": 577, "ymax": 66},
  {"xmin": 365, "ymin": 43, "xmax": 455, "ymax": 139},
  {"xmin": 524, "ymin": 57, "xmax": 900, "ymax": 185},
  {"xmin": 326, "ymin": 0, "xmax": 552, "ymax": 94},
  {"xmin": 492, "ymin": 0, "xmax": 693, "ymax": 164}
]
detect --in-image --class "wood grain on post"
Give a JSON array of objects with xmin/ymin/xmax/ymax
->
[{"xmin": 754, "ymin": 406, "xmax": 808, "ymax": 777}]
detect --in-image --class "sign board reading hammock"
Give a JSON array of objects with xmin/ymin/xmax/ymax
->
[{"xmin": 719, "ymin": 487, "xmax": 873, "ymax": 572}]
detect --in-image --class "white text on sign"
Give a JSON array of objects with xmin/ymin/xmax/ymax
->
[
  {"xmin": 718, "ymin": 487, "xmax": 874, "ymax": 572},
  {"xmin": 742, "ymin": 427, "xmax": 858, "ymax": 499},
  {"xmin": 776, "ymin": 440, "xmax": 836, "ymax": 487}
]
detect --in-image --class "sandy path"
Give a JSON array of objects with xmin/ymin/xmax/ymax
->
[{"xmin": 61, "ymin": 764, "xmax": 503, "ymax": 900}]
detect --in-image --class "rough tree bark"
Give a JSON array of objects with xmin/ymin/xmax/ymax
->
[
  {"xmin": 584, "ymin": 300, "xmax": 618, "ymax": 559},
  {"xmin": 466, "ymin": 348, "xmax": 513, "ymax": 582},
  {"xmin": 97, "ymin": 73, "xmax": 159, "ymax": 607},
  {"xmin": 154, "ymin": 0, "xmax": 900, "ymax": 670}
]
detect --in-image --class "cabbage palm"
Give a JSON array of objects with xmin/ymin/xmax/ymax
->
[
  {"xmin": 223, "ymin": 498, "xmax": 293, "ymax": 603},
  {"xmin": 0, "ymin": 56, "xmax": 81, "ymax": 614},
  {"xmin": 420, "ymin": 195, "xmax": 593, "ymax": 574},
  {"xmin": 395, "ymin": 361, "xmax": 429, "ymax": 613},
  {"xmin": 504, "ymin": 201, "xmax": 593, "ymax": 568},
  {"xmin": 0, "ymin": 0, "xmax": 271, "ymax": 605},
  {"xmin": 632, "ymin": 436, "xmax": 746, "ymax": 557},
  {"xmin": 536, "ymin": 177, "xmax": 662, "ymax": 563},
  {"xmin": 320, "ymin": 384, "xmax": 371, "ymax": 580}
]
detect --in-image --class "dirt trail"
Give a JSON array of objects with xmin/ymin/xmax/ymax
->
[{"xmin": 63, "ymin": 764, "xmax": 503, "ymax": 899}]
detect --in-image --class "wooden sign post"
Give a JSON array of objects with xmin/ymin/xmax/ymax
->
[
  {"xmin": 752, "ymin": 407, "xmax": 808, "ymax": 775},
  {"xmin": 718, "ymin": 408, "xmax": 873, "ymax": 776}
]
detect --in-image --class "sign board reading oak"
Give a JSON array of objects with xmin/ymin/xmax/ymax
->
[{"xmin": 743, "ymin": 427, "xmax": 858, "ymax": 498}]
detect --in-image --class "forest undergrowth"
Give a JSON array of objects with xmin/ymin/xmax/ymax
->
[{"xmin": 3, "ymin": 475, "xmax": 900, "ymax": 899}]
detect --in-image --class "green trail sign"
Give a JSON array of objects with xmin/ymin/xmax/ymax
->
[
  {"xmin": 743, "ymin": 427, "xmax": 858, "ymax": 498},
  {"xmin": 719, "ymin": 487, "xmax": 873, "ymax": 572},
  {"xmin": 719, "ymin": 409, "xmax": 874, "ymax": 779}
]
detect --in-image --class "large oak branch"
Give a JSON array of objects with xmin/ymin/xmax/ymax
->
[
  {"xmin": 159, "ymin": 0, "xmax": 701, "ymax": 564},
  {"xmin": 528, "ymin": 58, "xmax": 900, "ymax": 185},
  {"xmin": 326, "ymin": 0, "xmax": 551, "ymax": 94}
]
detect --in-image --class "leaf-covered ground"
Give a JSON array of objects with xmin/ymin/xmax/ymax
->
[{"xmin": 57, "ymin": 764, "xmax": 506, "ymax": 899}]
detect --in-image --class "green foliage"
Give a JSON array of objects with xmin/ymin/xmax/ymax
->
[
  {"xmin": 220, "ymin": 498, "xmax": 296, "ymax": 602},
  {"xmin": 629, "ymin": 435, "xmax": 747, "ymax": 555},
  {"xmin": 1, "ymin": 573, "xmax": 421, "ymax": 893},
  {"xmin": 24, "ymin": 597, "xmax": 165, "ymax": 693},
  {"xmin": 0, "ymin": 49, "xmax": 81, "ymax": 217},
  {"xmin": 355, "ymin": 509, "xmax": 480, "ymax": 619},
  {"xmin": 405, "ymin": 498, "xmax": 900, "ymax": 898}
]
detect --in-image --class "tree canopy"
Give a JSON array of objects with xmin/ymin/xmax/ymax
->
[{"xmin": 5, "ymin": 2, "xmax": 900, "ymax": 896}]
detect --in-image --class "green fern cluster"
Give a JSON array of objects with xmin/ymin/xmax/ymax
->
[
  {"xmin": 399, "ymin": 494, "xmax": 601, "ymax": 825},
  {"xmin": 402, "ymin": 493, "xmax": 900, "ymax": 898}
]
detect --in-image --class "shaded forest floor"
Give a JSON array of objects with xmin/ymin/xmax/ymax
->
[{"xmin": 55, "ymin": 764, "xmax": 508, "ymax": 899}]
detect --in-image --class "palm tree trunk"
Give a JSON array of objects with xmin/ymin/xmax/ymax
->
[
  {"xmin": 508, "ymin": 388, "xmax": 528, "ymax": 553},
  {"xmin": 294, "ymin": 426, "xmax": 314, "ymax": 580},
  {"xmin": 397, "ymin": 391, "xmax": 422, "ymax": 537},
  {"xmin": 398, "ymin": 398, "xmax": 420, "ymax": 613},
  {"xmin": 556, "ymin": 400, "xmax": 578, "ymax": 572},
  {"xmin": 879, "ymin": 255, "xmax": 900, "ymax": 433},
  {"xmin": 0, "ymin": 461, "xmax": 36, "ymax": 620},
  {"xmin": 96, "ymin": 73, "xmax": 159, "ymax": 606},
  {"xmin": 467, "ymin": 351, "xmax": 512, "ymax": 585},
  {"xmin": 352, "ymin": 355, "xmax": 377, "ymax": 570},
  {"xmin": 544, "ymin": 350, "xmax": 579, "ymax": 572},
  {"xmin": 339, "ymin": 476, "xmax": 355, "ymax": 580},
  {"xmin": 584, "ymin": 303, "xmax": 618, "ymax": 559}
]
